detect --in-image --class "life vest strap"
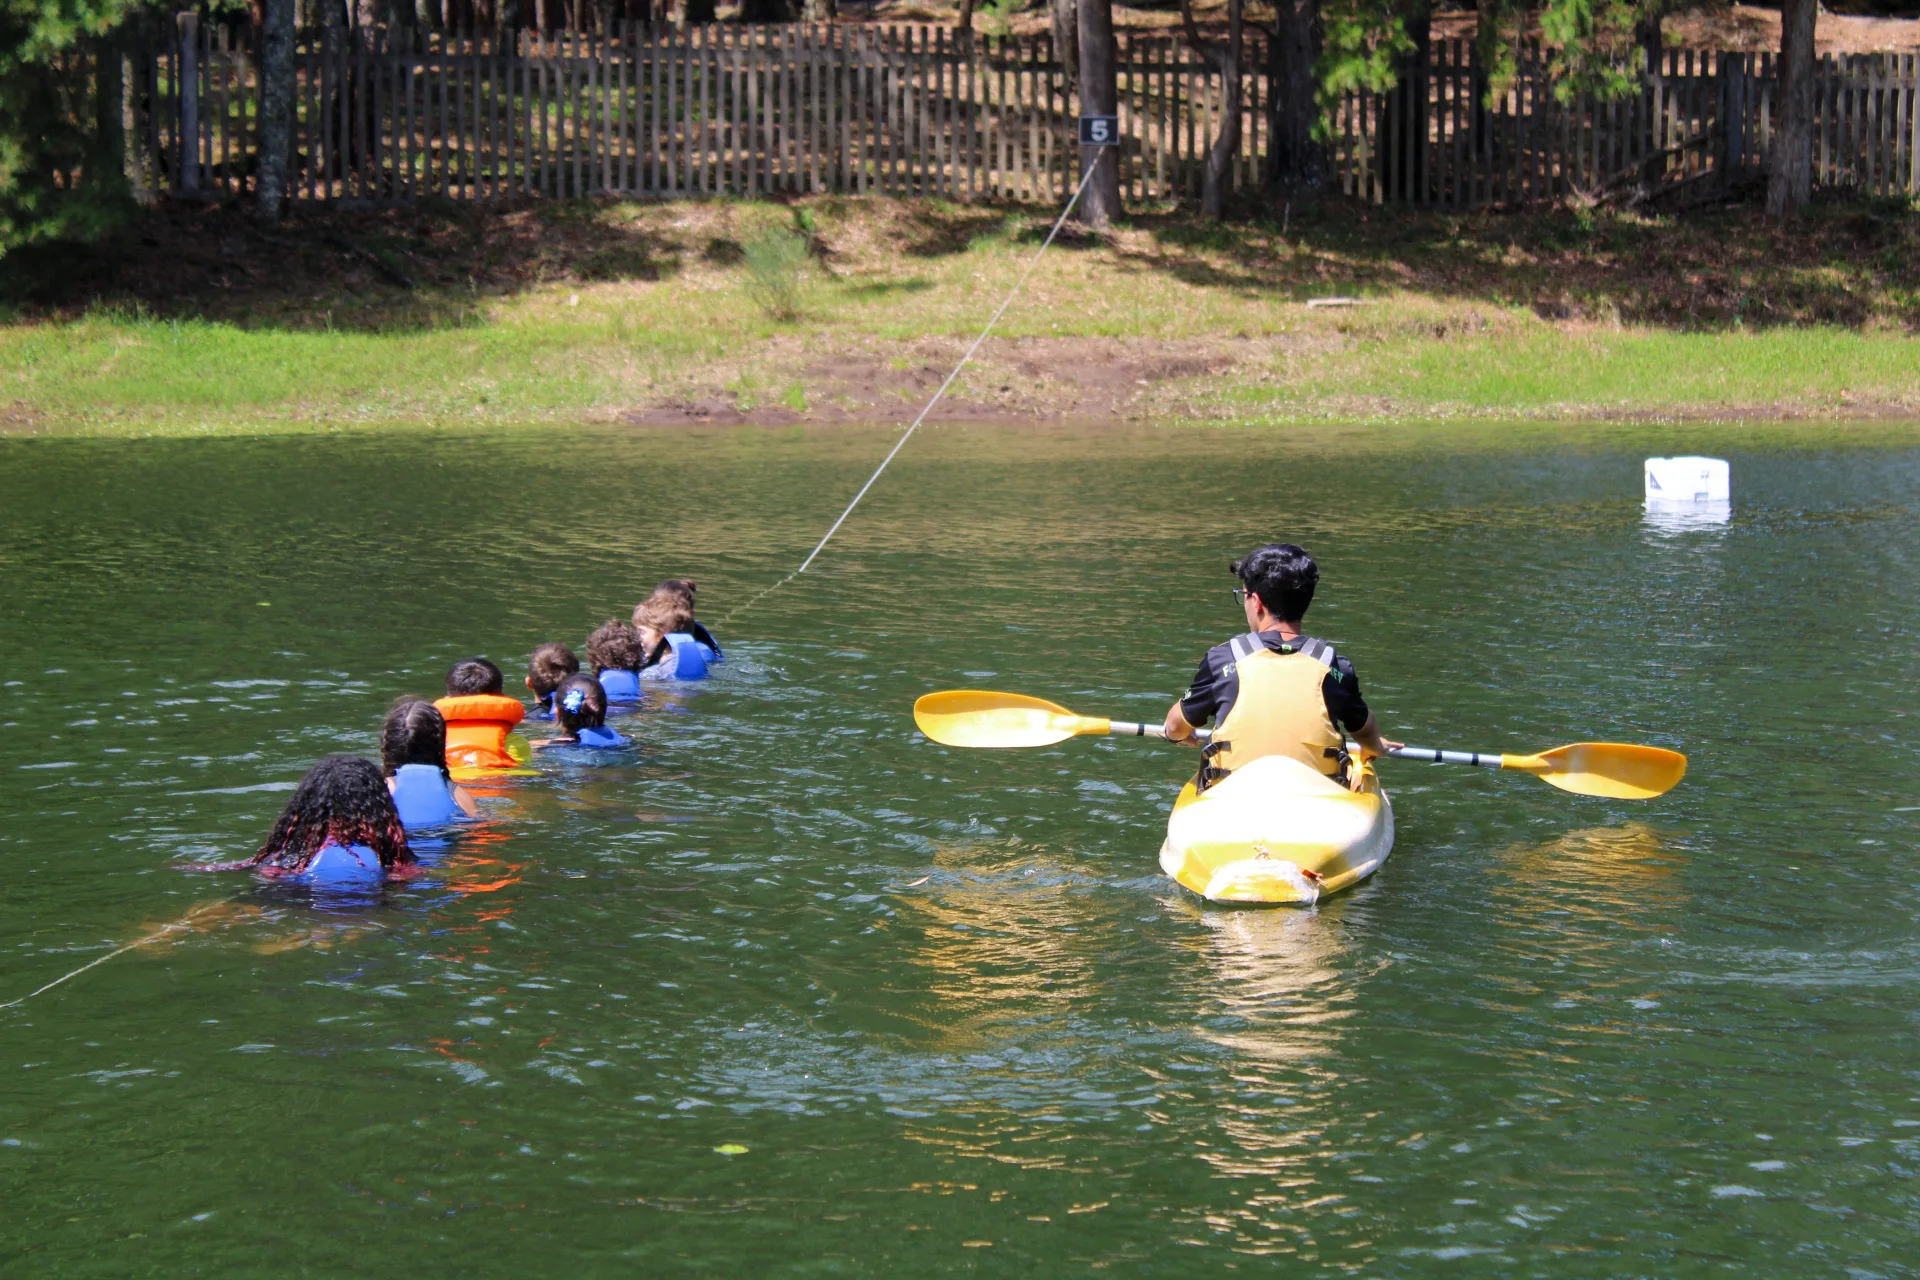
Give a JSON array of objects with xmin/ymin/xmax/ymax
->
[{"xmin": 1196, "ymin": 737, "xmax": 1232, "ymax": 794}]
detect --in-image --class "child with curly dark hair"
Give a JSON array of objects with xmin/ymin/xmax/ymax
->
[
  {"xmin": 380, "ymin": 699, "xmax": 478, "ymax": 829},
  {"xmin": 584, "ymin": 620, "xmax": 646, "ymax": 704},
  {"xmin": 533, "ymin": 674, "xmax": 629, "ymax": 749},
  {"xmin": 525, "ymin": 642, "xmax": 580, "ymax": 721},
  {"xmin": 239, "ymin": 755, "xmax": 418, "ymax": 884}
]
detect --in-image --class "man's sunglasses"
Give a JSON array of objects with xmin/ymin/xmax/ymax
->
[{"xmin": 1231, "ymin": 588, "xmax": 1248, "ymax": 604}]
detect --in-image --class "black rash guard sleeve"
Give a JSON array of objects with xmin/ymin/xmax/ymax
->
[
  {"xmin": 1323, "ymin": 656, "xmax": 1372, "ymax": 734},
  {"xmin": 1178, "ymin": 650, "xmax": 1225, "ymax": 727}
]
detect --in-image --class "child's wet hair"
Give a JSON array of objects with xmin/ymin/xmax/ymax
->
[
  {"xmin": 636, "ymin": 580, "xmax": 697, "ymax": 628},
  {"xmin": 652, "ymin": 579, "xmax": 698, "ymax": 609},
  {"xmin": 446, "ymin": 657, "xmax": 504, "ymax": 696},
  {"xmin": 553, "ymin": 674, "xmax": 609, "ymax": 734},
  {"xmin": 632, "ymin": 595, "xmax": 693, "ymax": 638},
  {"xmin": 528, "ymin": 642, "xmax": 579, "ymax": 697},
  {"xmin": 250, "ymin": 755, "xmax": 413, "ymax": 873},
  {"xmin": 585, "ymin": 619, "xmax": 646, "ymax": 673},
  {"xmin": 381, "ymin": 699, "xmax": 449, "ymax": 777}
]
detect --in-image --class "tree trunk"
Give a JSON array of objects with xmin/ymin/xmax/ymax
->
[
  {"xmin": 1766, "ymin": 0, "xmax": 1817, "ymax": 216},
  {"xmin": 1052, "ymin": 0, "xmax": 1078, "ymax": 86},
  {"xmin": 1180, "ymin": 0, "xmax": 1241, "ymax": 219},
  {"xmin": 1263, "ymin": 0, "xmax": 1324, "ymax": 196},
  {"xmin": 258, "ymin": 0, "xmax": 296, "ymax": 218},
  {"xmin": 958, "ymin": 0, "xmax": 975, "ymax": 35},
  {"xmin": 1076, "ymin": 0, "xmax": 1121, "ymax": 226},
  {"xmin": 1637, "ymin": 8, "xmax": 1665, "ymax": 187}
]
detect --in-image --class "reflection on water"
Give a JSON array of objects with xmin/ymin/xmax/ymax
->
[
  {"xmin": 1644, "ymin": 502, "xmax": 1733, "ymax": 533},
  {"xmin": 1, "ymin": 422, "xmax": 1918, "ymax": 1272}
]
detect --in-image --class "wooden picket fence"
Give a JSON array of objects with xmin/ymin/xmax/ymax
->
[{"xmin": 100, "ymin": 18, "xmax": 1920, "ymax": 208}]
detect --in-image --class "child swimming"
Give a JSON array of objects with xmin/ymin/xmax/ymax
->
[
  {"xmin": 525, "ymin": 642, "xmax": 580, "ymax": 721},
  {"xmin": 642, "ymin": 579, "xmax": 724, "ymax": 659},
  {"xmin": 380, "ymin": 699, "xmax": 479, "ymax": 830},
  {"xmin": 533, "ymin": 674, "xmax": 629, "ymax": 749},
  {"xmin": 633, "ymin": 594, "xmax": 715, "ymax": 681},
  {"xmin": 434, "ymin": 657, "xmax": 526, "ymax": 771},
  {"xmin": 585, "ymin": 620, "xmax": 647, "ymax": 703},
  {"xmin": 240, "ymin": 755, "xmax": 417, "ymax": 885}
]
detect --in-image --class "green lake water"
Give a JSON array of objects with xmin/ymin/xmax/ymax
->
[{"xmin": 1, "ymin": 420, "xmax": 1917, "ymax": 1275}]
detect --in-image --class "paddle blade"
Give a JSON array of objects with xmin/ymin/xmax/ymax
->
[
  {"xmin": 1509, "ymin": 743, "xmax": 1688, "ymax": 800},
  {"xmin": 913, "ymin": 690, "xmax": 1098, "ymax": 749}
]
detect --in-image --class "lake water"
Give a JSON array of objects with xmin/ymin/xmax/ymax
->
[{"xmin": 2, "ymin": 420, "xmax": 1917, "ymax": 1274}]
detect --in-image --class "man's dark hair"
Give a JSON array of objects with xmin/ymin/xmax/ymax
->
[
  {"xmin": 527, "ymin": 642, "xmax": 579, "ymax": 697},
  {"xmin": 446, "ymin": 657, "xmax": 504, "ymax": 696},
  {"xmin": 1231, "ymin": 543, "xmax": 1319, "ymax": 623}
]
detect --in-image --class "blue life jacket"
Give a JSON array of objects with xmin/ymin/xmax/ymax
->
[
  {"xmin": 296, "ymin": 842, "xmax": 385, "ymax": 886},
  {"xmin": 530, "ymin": 692, "xmax": 556, "ymax": 722},
  {"xmin": 390, "ymin": 763, "xmax": 466, "ymax": 830},
  {"xmin": 664, "ymin": 632, "xmax": 712, "ymax": 680},
  {"xmin": 689, "ymin": 621, "xmax": 723, "ymax": 662},
  {"xmin": 574, "ymin": 725, "xmax": 629, "ymax": 748},
  {"xmin": 598, "ymin": 668, "xmax": 642, "ymax": 702}
]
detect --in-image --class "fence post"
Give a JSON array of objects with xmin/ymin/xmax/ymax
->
[
  {"xmin": 1735, "ymin": 50, "xmax": 1751, "ymax": 177},
  {"xmin": 176, "ymin": 11, "xmax": 201, "ymax": 195}
]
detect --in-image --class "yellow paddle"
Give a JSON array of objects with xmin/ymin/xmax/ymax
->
[{"xmin": 911, "ymin": 690, "xmax": 1687, "ymax": 800}]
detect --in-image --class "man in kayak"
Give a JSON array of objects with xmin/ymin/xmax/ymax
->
[{"xmin": 1163, "ymin": 543, "xmax": 1398, "ymax": 792}]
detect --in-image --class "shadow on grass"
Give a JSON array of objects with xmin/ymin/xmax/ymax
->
[
  {"xmin": 1114, "ymin": 193, "xmax": 1920, "ymax": 330},
  {"xmin": 0, "ymin": 197, "xmax": 690, "ymax": 334},
  {"xmin": 4, "ymin": 189, "xmax": 1916, "ymax": 335}
]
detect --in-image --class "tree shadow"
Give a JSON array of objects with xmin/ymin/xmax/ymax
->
[
  {"xmin": 0, "ymin": 197, "xmax": 691, "ymax": 333},
  {"xmin": 1114, "ymin": 194, "xmax": 1920, "ymax": 331}
]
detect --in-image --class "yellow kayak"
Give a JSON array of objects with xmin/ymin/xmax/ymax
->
[{"xmin": 1158, "ymin": 754, "xmax": 1394, "ymax": 905}]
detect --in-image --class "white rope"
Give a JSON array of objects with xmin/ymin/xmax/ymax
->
[
  {"xmin": 723, "ymin": 160, "xmax": 1103, "ymax": 622},
  {"xmin": 0, "ymin": 899, "xmax": 234, "ymax": 1011}
]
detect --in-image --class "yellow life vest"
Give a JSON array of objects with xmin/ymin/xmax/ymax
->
[{"xmin": 1199, "ymin": 633, "xmax": 1346, "ymax": 789}]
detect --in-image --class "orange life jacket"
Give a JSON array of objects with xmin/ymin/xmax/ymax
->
[{"xmin": 435, "ymin": 694, "xmax": 526, "ymax": 770}]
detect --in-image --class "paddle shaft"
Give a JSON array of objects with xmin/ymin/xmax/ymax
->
[
  {"xmin": 1370, "ymin": 744, "xmax": 1503, "ymax": 769},
  {"xmin": 1107, "ymin": 719, "xmax": 1505, "ymax": 769},
  {"xmin": 1106, "ymin": 720, "xmax": 1210, "ymax": 742},
  {"xmin": 1117, "ymin": 727, "xmax": 1494, "ymax": 768}
]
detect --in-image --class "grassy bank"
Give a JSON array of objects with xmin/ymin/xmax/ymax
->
[{"xmin": 2, "ymin": 193, "xmax": 1916, "ymax": 434}]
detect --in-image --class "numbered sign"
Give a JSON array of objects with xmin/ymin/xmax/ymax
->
[{"xmin": 1078, "ymin": 115, "xmax": 1119, "ymax": 147}]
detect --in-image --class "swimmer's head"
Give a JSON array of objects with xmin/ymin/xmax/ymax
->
[
  {"xmin": 641, "ymin": 579, "xmax": 698, "ymax": 619},
  {"xmin": 381, "ymin": 699, "xmax": 449, "ymax": 778},
  {"xmin": 632, "ymin": 595, "xmax": 693, "ymax": 652},
  {"xmin": 553, "ymin": 674, "xmax": 608, "ymax": 735},
  {"xmin": 585, "ymin": 620, "xmax": 646, "ymax": 675},
  {"xmin": 251, "ymin": 754, "xmax": 412, "ymax": 874},
  {"xmin": 527, "ymin": 642, "xmax": 580, "ymax": 700},
  {"xmin": 446, "ymin": 657, "xmax": 504, "ymax": 697}
]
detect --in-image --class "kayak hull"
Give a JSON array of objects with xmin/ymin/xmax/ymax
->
[{"xmin": 1158, "ymin": 754, "xmax": 1394, "ymax": 905}]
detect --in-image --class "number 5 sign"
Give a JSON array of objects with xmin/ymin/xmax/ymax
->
[{"xmin": 1078, "ymin": 115, "xmax": 1119, "ymax": 146}]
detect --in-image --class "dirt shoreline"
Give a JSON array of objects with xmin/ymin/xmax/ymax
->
[{"xmin": 612, "ymin": 332, "xmax": 1917, "ymax": 428}]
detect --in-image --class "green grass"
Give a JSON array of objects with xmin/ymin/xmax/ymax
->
[
  {"xmin": 1237, "ymin": 324, "xmax": 1920, "ymax": 420},
  {"xmin": 2, "ymin": 195, "xmax": 1916, "ymax": 434}
]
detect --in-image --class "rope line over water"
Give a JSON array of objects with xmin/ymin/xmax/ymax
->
[
  {"xmin": 722, "ymin": 160, "xmax": 1101, "ymax": 624},
  {"xmin": 0, "ymin": 898, "xmax": 238, "ymax": 1012}
]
